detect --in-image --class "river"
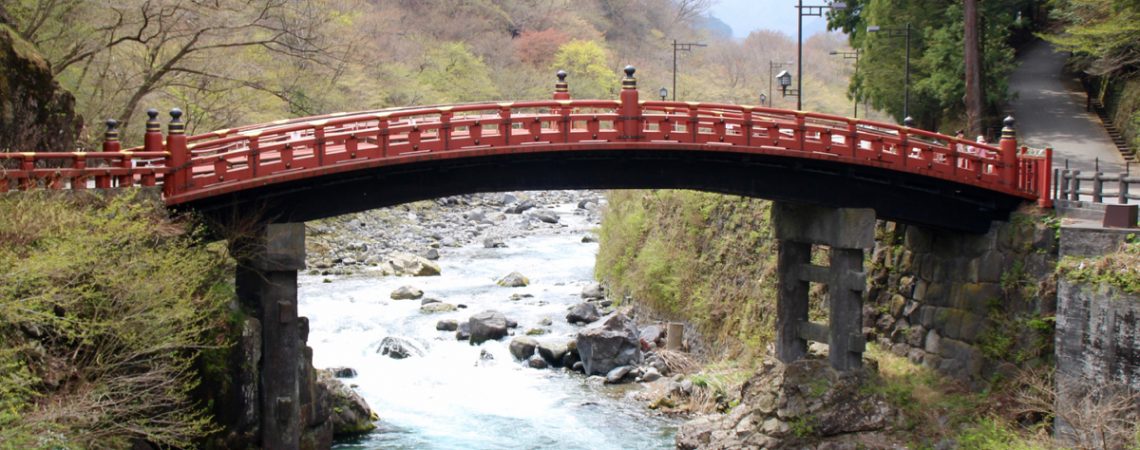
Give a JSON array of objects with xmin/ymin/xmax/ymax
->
[{"xmin": 297, "ymin": 198, "xmax": 680, "ymax": 449}]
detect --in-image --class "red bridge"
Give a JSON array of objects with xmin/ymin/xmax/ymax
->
[{"xmin": 1, "ymin": 67, "xmax": 1051, "ymax": 232}]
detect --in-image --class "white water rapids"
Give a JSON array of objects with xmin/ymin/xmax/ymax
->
[{"xmin": 298, "ymin": 201, "xmax": 679, "ymax": 449}]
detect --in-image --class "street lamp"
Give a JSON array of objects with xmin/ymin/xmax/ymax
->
[
  {"xmin": 777, "ymin": 70, "xmax": 794, "ymax": 97},
  {"xmin": 795, "ymin": 1, "xmax": 846, "ymax": 111},
  {"xmin": 759, "ymin": 93, "xmax": 767, "ymax": 107},
  {"xmin": 769, "ymin": 60, "xmax": 793, "ymax": 108},
  {"xmin": 672, "ymin": 39, "xmax": 707, "ymax": 101},
  {"xmin": 829, "ymin": 49, "xmax": 861, "ymax": 118},
  {"xmin": 867, "ymin": 23, "xmax": 912, "ymax": 120},
  {"xmin": 659, "ymin": 87, "xmax": 668, "ymax": 101}
]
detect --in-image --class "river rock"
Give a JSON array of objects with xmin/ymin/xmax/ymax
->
[
  {"xmin": 566, "ymin": 302, "xmax": 601, "ymax": 324},
  {"xmin": 576, "ymin": 313, "xmax": 642, "ymax": 376},
  {"xmin": 530, "ymin": 210, "xmax": 560, "ymax": 224},
  {"xmin": 468, "ymin": 310, "xmax": 509, "ymax": 344},
  {"xmin": 605, "ymin": 365, "xmax": 633, "ymax": 384},
  {"xmin": 509, "ymin": 336, "xmax": 539, "ymax": 360},
  {"xmin": 505, "ymin": 199, "xmax": 536, "ymax": 214},
  {"xmin": 455, "ymin": 322, "xmax": 471, "ymax": 341},
  {"xmin": 386, "ymin": 252, "xmax": 441, "ymax": 276},
  {"xmin": 581, "ymin": 234, "xmax": 598, "ymax": 243},
  {"xmin": 421, "ymin": 297, "xmax": 441, "ymax": 305},
  {"xmin": 580, "ymin": 282, "xmax": 605, "ymax": 300},
  {"xmin": 328, "ymin": 366, "xmax": 357, "ymax": 378},
  {"xmin": 436, "ymin": 319, "xmax": 458, "ymax": 331},
  {"xmin": 420, "ymin": 302, "xmax": 457, "ymax": 314},
  {"xmin": 640, "ymin": 367, "xmax": 662, "ymax": 382},
  {"xmin": 483, "ymin": 237, "xmax": 507, "ymax": 248},
  {"xmin": 536, "ymin": 340, "xmax": 570, "ymax": 367},
  {"xmin": 316, "ymin": 370, "xmax": 377, "ymax": 436},
  {"xmin": 527, "ymin": 354, "xmax": 548, "ymax": 369},
  {"xmin": 377, "ymin": 336, "xmax": 422, "ymax": 359},
  {"xmin": 390, "ymin": 285, "xmax": 423, "ymax": 300},
  {"xmin": 496, "ymin": 272, "xmax": 530, "ymax": 287},
  {"xmin": 639, "ymin": 325, "xmax": 666, "ymax": 348}
]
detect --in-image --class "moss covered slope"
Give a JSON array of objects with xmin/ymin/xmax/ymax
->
[{"xmin": 595, "ymin": 190, "xmax": 783, "ymax": 359}]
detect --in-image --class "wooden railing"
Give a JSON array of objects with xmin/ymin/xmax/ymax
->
[
  {"xmin": 1055, "ymin": 165, "xmax": 1139, "ymax": 204},
  {"xmin": 0, "ymin": 68, "xmax": 1053, "ymax": 209}
]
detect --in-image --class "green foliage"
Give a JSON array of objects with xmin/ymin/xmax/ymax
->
[
  {"xmin": 550, "ymin": 40, "xmax": 617, "ymax": 99},
  {"xmin": 788, "ymin": 415, "xmax": 817, "ymax": 437},
  {"xmin": 418, "ymin": 42, "xmax": 501, "ymax": 103},
  {"xmin": 1044, "ymin": 0, "xmax": 1140, "ymax": 77},
  {"xmin": 829, "ymin": 0, "xmax": 1024, "ymax": 129},
  {"xmin": 1058, "ymin": 239, "xmax": 1140, "ymax": 294},
  {"xmin": 0, "ymin": 191, "xmax": 234, "ymax": 448},
  {"xmin": 955, "ymin": 417, "xmax": 1047, "ymax": 450}
]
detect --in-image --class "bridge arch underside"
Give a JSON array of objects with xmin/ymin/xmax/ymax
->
[{"xmin": 177, "ymin": 147, "xmax": 1026, "ymax": 234}]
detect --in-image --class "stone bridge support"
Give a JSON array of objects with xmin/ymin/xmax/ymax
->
[
  {"xmin": 234, "ymin": 223, "xmax": 306, "ymax": 450},
  {"xmin": 773, "ymin": 202, "xmax": 875, "ymax": 371}
]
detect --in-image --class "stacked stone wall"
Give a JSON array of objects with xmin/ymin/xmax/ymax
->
[{"xmin": 863, "ymin": 215, "xmax": 1059, "ymax": 383}]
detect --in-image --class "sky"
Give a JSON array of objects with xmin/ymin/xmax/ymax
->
[{"xmin": 708, "ymin": 0, "xmax": 834, "ymax": 40}]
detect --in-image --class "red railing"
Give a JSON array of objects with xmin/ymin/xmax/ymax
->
[{"xmin": 0, "ymin": 70, "xmax": 1054, "ymax": 208}]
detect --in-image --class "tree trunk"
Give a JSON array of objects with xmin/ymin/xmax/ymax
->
[{"xmin": 964, "ymin": 0, "xmax": 983, "ymax": 137}]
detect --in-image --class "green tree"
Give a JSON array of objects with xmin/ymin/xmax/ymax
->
[
  {"xmin": 418, "ymin": 41, "xmax": 500, "ymax": 103},
  {"xmin": 550, "ymin": 40, "xmax": 617, "ymax": 99},
  {"xmin": 1045, "ymin": 0, "xmax": 1140, "ymax": 76}
]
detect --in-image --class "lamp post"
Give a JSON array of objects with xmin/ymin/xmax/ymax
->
[
  {"xmin": 659, "ymin": 87, "xmax": 668, "ymax": 101},
  {"xmin": 867, "ymin": 23, "xmax": 911, "ymax": 120},
  {"xmin": 769, "ymin": 60, "xmax": 793, "ymax": 108},
  {"xmin": 795, "ymin": 1, "xmax": 846, "ymax": 111},
  {"xmin": 672, "ymin": 39, "xmax": 707, "ymax": 101},
  {"xmin": 829, "ymin": 50, "xmax": 861, "ymax": 118}
]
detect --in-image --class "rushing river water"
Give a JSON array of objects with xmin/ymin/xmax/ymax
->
[{"xmin": 298, "ymin": 201, "xmax": 679, "ymax": 449}]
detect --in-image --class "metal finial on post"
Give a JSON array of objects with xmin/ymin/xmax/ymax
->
[
  {"xmin": 553, "ymin": 70, "xmax": 569, "ymax": 101},
  {"xmin": 145, "ymin": 108, "xmax": 160, "ymax": 132},
  {"xmin": 622, "ymin": 65, "xmax": 637, "ymax": 90},
  {"xmin": 903, "ymin": 116, "xmax": 915, "ymax": 128},
  {"xmin": 168, "ymin": 108, "xmax": 185, "ymax": 135},
  {"xmin": 103, "ymin": 119, "xmax": 121, "ymax": 153},
  {"xmin": 144, "ymin": 108, "xmax": 163, "ymax": 153}
]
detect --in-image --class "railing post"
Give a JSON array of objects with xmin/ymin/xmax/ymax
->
[
  {"xmin": 1070, "ymin": 170, "xmax": 1082, "ymax": 201},
  {"xmin": 553, "ymin": 70, "xmax": 571, "ymax": 138},
  {"xmin": 1120, "ymin": 163, "xmax": 1130, "ymax": 204},
  {"xmin": 167, "ymin": 108, "xmax": 187, "ymax": 197},
  {"xmin": 1039, "ymin": 147, "xmax": 1054, "ymax": 208},
  {"xmin": 619, "ymin": 65, "xmax": 641, "ymax": 141},
  {"xmin": 553, "ymin": 70, "xmax": 570, "ymax": 101},
  {"xmin": 97, "ymin": 119, "xmax": 120, "ymax": 189},
  {"xmin": 1000, "ymin": 116, "xmax": 1018, "ymax": 188}
]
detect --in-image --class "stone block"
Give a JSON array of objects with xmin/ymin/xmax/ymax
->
[
  {"xmin": 913, "ymin": 280, "xmax": 929, "ymax": 302},
  {"xmin": 903, "ymin": 300, "xmax": 921, "ymax": 322},
  {"xmin": 904, "ymin": 226, "xmax": 932, "ymax": 253},
  {"xmin": 889, "ymin": 294, "xmax": 907, "ymax": 317},
  {"xmin": 924, "ymin": 282, "xmax": 947, "ymax": 307},
  {"xmin": 898, "ymin": 275, "xmax": 916, "ymax": 298},
  {"xmin": 922, "ymin": 354, "xmax": 942, "ymax": 370},
  {"xmin": 772, "ymin": 202, "xmax": 875, "ymax": 248},
  {"xmin": 906, "ymin": 325, "xmax": 926, "ymax": 348},
  {"xmin": 919, "ymin": 254, "xmax": 935, "ymax": 281},
  {"xmin": 975, "ymin": 251, "xmax": 1005, "ymax": 283},
  {"xmin": 940, "ymin": 309, "xmax": 968, "ymax": 340},
  {"xmin": 918, "ymin": 306, "xmax": 937, "ymax": 328},
  {"xmin": 891, "ymin": 343, "xmax": 909, "ymax": 357},
  {"xmin": 924, "ymin": 329, "xmax": 941, "ymax": 354},
  {"xmin": 907, "ymin": 348, "xmax": 925, "ymax": 364},
  {"xmin": 958, "ymin": 313, "xmax": 986, "ymax": 343}
]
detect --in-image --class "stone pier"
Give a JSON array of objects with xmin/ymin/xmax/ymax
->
[
  {"xmin": 773, "ymin": 202, "xmax": 875, "ymax": 371},
  {"xmin": 235, "ymin": 223, "xmax": 306, "ymax": 450}
]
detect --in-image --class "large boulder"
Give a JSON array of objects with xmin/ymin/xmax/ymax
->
[
  {"xmin": 385, "ymin": 252, "xmax": 441, "ymax": 276},
  {"xmin": 390, "ymin": 286, "xmax": 423, "ymax": 300},
  {"xmin": 316, "ymin": 370, "xmax": 378, "ymax": 437},
  {"xmin": 509, "ymin": 336, "xmax": 539, "ymax": 360},
  {"xmin": 566, "ymin": 302, "xmax": 600, "ymax": 325},
  {"xmin": 536, "ymin": 340, "xmax": 570, "ymax": 367},
  {"xmin": 576, "ymin": 313, "xmax": 642, "ymax": 376},
  {"xmin": 468, "ymin": 310, "xmax": 509, "ymax": 344},
  {"xmin": 505, "ymin": 199, "xmax": 536, "ymax": 214},
  {"xmin": 496, "ymin": 272, "xmax": 530, "ymax": 287},
  {"xmin": 530, "ymin": 210, "xmax": 560, "ymax": 224}
]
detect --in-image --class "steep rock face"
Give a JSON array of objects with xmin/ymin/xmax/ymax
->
[{"xmin": 0, "ymin": 10, "xmax": 81, "ymax": 152}]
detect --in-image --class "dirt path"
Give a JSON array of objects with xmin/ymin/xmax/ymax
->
[{"xmin": 1008, "ymin": 40, "xmax": 1125, "ymax": 174}]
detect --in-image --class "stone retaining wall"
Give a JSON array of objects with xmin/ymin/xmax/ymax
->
[{"xmin": 863, "ymin": 214, "xmax": 1059, "ymax": 384}]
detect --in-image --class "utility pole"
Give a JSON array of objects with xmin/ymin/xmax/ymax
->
[
  {"xmin": 964, "ymin": 0, "xmax": 983, "ymax": 137},
  {"xmin": 672, "ymin": 40, "xmax": 707, "ymax": 101}
]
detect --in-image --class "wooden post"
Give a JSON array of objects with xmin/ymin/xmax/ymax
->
[
  {"xmin": 1039, "ymin": 147, "xmax": 1054, "ymax": 208},
  {"xmin": 167, "ymin": 108, "xmax": 188, "ymax": 196},
  {"xmin": 1000, "ymin": 116, "xmax": 1018, "ymax": 188},
  {"xmin": 619, "ymin": 65, "xmax": 641, "ymax": 142}
]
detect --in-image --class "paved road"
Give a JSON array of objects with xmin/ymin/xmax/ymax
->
[{"xmin": 1009, "ymin": 40, "xmax": 1125, "ymax": 174}]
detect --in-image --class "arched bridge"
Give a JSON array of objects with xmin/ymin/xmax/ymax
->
[{"xmin": 2, "ymin": 67, "xmax": 1051, "ymax": 233}]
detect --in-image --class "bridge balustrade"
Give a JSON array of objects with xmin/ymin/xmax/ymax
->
[{"xmin": 0, "ymin": 68, "xmax": 1052, "ymax": 209}]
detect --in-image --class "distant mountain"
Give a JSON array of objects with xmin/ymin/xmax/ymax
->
[{"xmin": 696, "ymin": 14, "xmax": 734, "ymax": 40}]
